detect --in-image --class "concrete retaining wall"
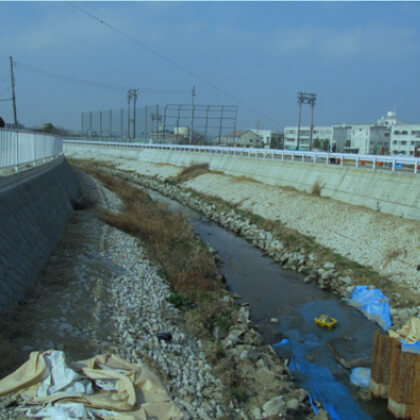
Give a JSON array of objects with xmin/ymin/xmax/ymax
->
[
  {"xmin": 0, "ymin": 157, "xmax": 79, "ymax": 313},
  {"xmin": 64, "ymin": 143, "xmax": 420, "ymax": 221}
]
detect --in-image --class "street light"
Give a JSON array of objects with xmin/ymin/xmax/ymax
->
[{"xmin": 296, "ymin": 91, "xmax": 317, "ymax": 151}]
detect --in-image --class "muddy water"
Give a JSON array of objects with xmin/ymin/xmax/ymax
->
[{"xmin": 147, "ymin": 189, "xmax": 393, "ymax": 420}]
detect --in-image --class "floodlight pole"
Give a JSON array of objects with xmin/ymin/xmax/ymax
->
[
  {"xmin": 297, "ymin": 92, "xmax": 304, "ymax": 150},
  {"xmin": 296, "ymin": 91, "xmax": 317, "ymax": 151},
  {"xmin": 189, "ymin": 85, "xmax": 195, "ymax": 144},
  {"xmin": 308, "ymin": 94, "xmax": 317, "ymax": 151}
]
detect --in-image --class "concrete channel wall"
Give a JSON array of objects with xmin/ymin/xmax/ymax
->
[
  {"xmin": 0, "ymin": 157, "xmax": 79, "ymax": 313},
  {"xmin": 64, "ymin": 142, "xmax": 420, "ymax": 222}
]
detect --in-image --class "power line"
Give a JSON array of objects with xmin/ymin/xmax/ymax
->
[
  {"xmin": 13, "ymin": 60, "xmax": 189, "ymax": 95},
  {"xmin": 14, "ymin": 61, "xmax": 129, "ymax": 91},
  {"xmin": 67, "ymin": 1, "xmax": 281, "ymax": 126}
]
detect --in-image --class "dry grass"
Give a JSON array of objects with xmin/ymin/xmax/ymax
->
[
  {"xmin": 384, "ymin": 248, "xmax": 405, "ymax": 267},
  {"xmin": 168, "ymin": 163, "xmax": 210, "ymax": 184},
  {"xmin": 311, "ymin": 181, "xmax": 323, "ymax": 196},
  {"xmin": 231, "ymin": 175, "xmax": 261, "ymax": 184},
  {"xmin": 281, "ymin": 185, "xmax": 299, "ymax": 193},
  {"xmin": 89, "ymin": 166, "xmax": 223, "ymax": 301},
  {"xmin": 77, "ymin": 165, "xmax": 221, "ymax": 302}
]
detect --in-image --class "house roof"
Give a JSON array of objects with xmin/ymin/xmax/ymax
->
[{"xmin": 225, "ymin": 130, "xmax": 255, "ymax": 138}]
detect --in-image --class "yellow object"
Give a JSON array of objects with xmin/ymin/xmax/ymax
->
[{"xmin": 314, "ymin": 314, "xmax": 337, "ymax": 329}]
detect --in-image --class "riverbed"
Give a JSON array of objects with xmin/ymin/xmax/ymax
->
[{"xmin": 146, "ymin": 187, "xmax": 393, "ymax": 420}]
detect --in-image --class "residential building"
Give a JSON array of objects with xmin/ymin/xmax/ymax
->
[
  {"xmin": 249, "ymin": 129, "xmax": 283, "ymax": 148},
  {"xmin": 390, "ymin": 124, "xmax": 420, "ymax": 156},
  {"xmin": 219, "ymin": 130, "xmax": 264, "ymax": 148}
]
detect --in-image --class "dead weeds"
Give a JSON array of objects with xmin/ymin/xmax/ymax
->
[
  {"xmin": 168, "ymin": 163, "xmax": 210, "ymax": 184},
  {"xmin": 77, "ymin": 164, "xmax": 221, "ymax": 302}
]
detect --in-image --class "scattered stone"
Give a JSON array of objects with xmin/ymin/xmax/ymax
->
[
  {"xmin": 286, "ymin": 398, "xmax": 300, "ymax": 411},
  {"xmin": 262, "ymin": 396, "xmax": 286, "ymax": 418}
]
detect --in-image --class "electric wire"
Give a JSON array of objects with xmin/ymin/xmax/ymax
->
[
  {"xmin": 13, "ymin": 61, "xmax": 189, "ymax": 95},
  {"xmin": 67, "ymin": 1, "xmax": 281, "ymax": 126}
]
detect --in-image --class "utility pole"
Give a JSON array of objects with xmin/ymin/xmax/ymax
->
[
  {"xmin": 127, "ymin": 91, "xmax": 131, "ymax": 139},
  {"xmin": 133, "ymin": 89, "xmax": 138, "ymax": 139},
  {"xmin": 144, "ymin": 105, "xmax": 148, "ymax": 140},
  {"xmin": 189, "ymin": 85, "xmax": 196, "ymax": 144},
  {"xmin": 9, "ymin": 56, "xmax": 17, "ymax": 128},
  {"xmin": 127, "ymin": 88, "xmax": 138, "ymax": 140}
]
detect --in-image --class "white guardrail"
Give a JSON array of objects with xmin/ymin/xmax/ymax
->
[
  {"xmin": 0, "ymin": 129, "xmax": 63, "ymax": 171},
  {"xmin": 64, "ymin": 139, "xmax": 420, "ymax": 174}
]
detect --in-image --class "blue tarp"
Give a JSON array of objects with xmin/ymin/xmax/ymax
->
[
  {"xmin": 400, "ymin": 340, "xmax": 420, "ymax": 355},
  {"xmin": 347, "ymin": 286, "xmax": 392, "ymax": 330},
  {"xmin": 274, "ymin": 338, "xmax": 372, "ymax": 420}
]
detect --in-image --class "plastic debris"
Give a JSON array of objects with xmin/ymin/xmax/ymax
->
[
  {"xmin": 157, "ymin": 332, "xmax": 172, "ymax": 342},
  {"xmin": 400, "ymin": 341, "xmax": 420, "ymax": 354},
  {"xmin": 347, "ymin": 286, "xmax": 392, "ymax": 330},
  {"xmin": 388, "ymin": 317, "xmax": 420, "ymax": 354},
  {"xmin": 0, "ymin": 351, "xmax": 182, "ymax": 419},
  {"xmin": 350, "ymin": 368, "xmax": 371, "ymax": 388},
  {"xmin": 314, "ymin": 314, "xmax": 337, "ymax": 329}
]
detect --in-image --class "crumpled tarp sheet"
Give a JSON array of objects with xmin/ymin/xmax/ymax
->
[
  {"xmin": 350, "ymin": 367, "xmax": 371, "ymax": 388},
  {"xmin": 274, "ymin": 338, "xmax": 372, "ymax": 420},
  {"xmin": 347, "ymin": 286, "xmax": 392, "ymax": 330},
  {"xmin": 389, "ymin": 317, "xmax": 420, "ymax": 354},
  {"xmin": 0, "ymin": 350, "xmax": 182, "ymax": 420}
]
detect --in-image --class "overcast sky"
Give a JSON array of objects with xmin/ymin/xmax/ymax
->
[{"xmin": 0, "ymin": 1, "xmax": 419, "ymax": 131}]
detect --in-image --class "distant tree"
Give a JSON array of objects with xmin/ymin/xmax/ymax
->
[
  {"xmin": 34, "ymin": 122, "xmax": 71, "ymax": 136},
  {"xmin": 42, "ymin": 122, "xmax": 56, "ymax": 134},
  {"xmin": 321, "ymin": 139, "xmax": 330, "ymax": 151},
  {"xmin": 0, "ymin": 116, "xmax": 5, "ymax": 128},
  {"xmin": 312, "ymin": 137, "xmax": 321, "ymax": 149}
]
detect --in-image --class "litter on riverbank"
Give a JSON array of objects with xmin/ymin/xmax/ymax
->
[{"xmin": 0, "ymin": 350, "xmax": 182, "ymax": 420}]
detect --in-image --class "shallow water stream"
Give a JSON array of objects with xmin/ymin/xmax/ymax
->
[{"xmin": 147, "ymin": 188, "xmax": 393, "ymax": 420}]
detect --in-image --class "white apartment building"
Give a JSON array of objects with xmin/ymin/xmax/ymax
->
[
  {"xmin": 282, "ymin": 111, "xmax": 420, "ymax": 156},
  {"xmin": 346, "ymin": 125, "xmax": 391, "ymax": 155},
  {"xmin": 390, "ymin": 124, "xmax": 420, "ymax": 156},
  {"xmin": 283, "ymin": 125, "xmax": 349, "ymax": 152}
]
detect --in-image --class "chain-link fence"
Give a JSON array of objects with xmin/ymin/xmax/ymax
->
[
  {"xmin": 81, "ymin": 105, "xmax": 161, "ymax": 141},
  {"xmin": 81, "ymin": 104, "xmax": 238, "ymax": 145}
]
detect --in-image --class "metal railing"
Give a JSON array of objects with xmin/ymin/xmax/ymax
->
[
  {"xmin": 0, "ymin": 129, "xmax": 63, "ymax": 172},
  {"xmin": 63, "ymin": 139, "xmax": 420, "ymax": 174}
]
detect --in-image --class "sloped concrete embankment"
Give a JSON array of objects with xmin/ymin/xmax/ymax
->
[
  {"xmin": 0, "ymin": 158, "xmax": 79, "ymax": 313},
  {"xmin": 64, "ymin": 143, "xmax": 420, "ymax": 222}
]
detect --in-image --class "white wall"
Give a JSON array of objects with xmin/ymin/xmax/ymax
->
[{"xmin": 64, "ymin": 142, "xmax": 420, "ymax": 222}]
